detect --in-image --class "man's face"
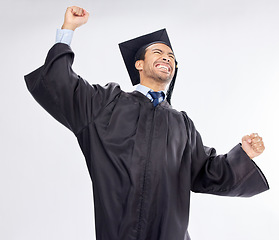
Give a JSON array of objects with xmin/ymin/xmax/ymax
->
[{"xmin": 136, "ymin": 43, "xmax": 176, "ymax": 84}]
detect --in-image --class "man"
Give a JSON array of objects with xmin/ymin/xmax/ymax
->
[{"xmin": 25, "ymin": 6, "xmax": 269, "ymax": 240}]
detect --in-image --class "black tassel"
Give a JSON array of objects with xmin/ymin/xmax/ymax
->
[{"xmin": 166, "ymin": 65, "xmax": 178, "ymax": 105}]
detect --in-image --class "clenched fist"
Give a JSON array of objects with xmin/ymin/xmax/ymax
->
[
  {"xmin": 242, "ymin": 133, "xmax": 265, "ymax": 159},
  {"xmin": 62, "ymin": 6, "xmax": 89, "ymax": 31}
]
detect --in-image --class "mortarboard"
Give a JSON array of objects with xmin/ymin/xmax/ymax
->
[{"xmin": 119, "ymin": 29, "xmax": 178, "ymax": 104}]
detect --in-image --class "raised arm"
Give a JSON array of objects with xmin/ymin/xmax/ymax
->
[{"xmin": 25, "ymin": 7, "xmax": 121, "ymax": 135}]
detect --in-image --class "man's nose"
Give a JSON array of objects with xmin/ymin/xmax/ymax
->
[{"xmin": 162, "ymin": 57, "xmax": 170, "ymax": 62}]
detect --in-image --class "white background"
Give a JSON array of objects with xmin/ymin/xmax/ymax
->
[{"xmin": 1, "ymin": 0, "xmax": 278, "ymax": 239}]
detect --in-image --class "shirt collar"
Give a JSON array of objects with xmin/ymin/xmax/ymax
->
[{"xmin": 135, "ymin": 84, "xmax": 166, "ymax": 98}]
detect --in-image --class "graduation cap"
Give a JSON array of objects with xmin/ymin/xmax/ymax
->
[{"xmin": 119, "ymin": 28, "xmax": 178, "ymax": 105}]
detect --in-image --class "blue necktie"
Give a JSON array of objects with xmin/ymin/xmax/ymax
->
[{"xmin": 148, "ymin": 91, "xmax": 164, "ymax": 107}]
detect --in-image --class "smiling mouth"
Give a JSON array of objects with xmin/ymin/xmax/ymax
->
[{"xmin": 155, "ymin": 63, "xmax": 171, "ymax": 73}]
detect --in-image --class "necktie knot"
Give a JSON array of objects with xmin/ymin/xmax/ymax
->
[{"xmin": 148, "ymin": 91, "xmax": 164, "ymax": 107}]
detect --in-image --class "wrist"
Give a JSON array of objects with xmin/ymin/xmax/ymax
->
[{"xmin": 61, "ymin": 23, "xmax": 76, "ymax": 31}]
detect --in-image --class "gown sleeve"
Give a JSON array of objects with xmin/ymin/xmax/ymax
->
[
  {"xmin": 182, "ymin": 111, "xmax": 269, "ymax": 197},
  {"xmin": 24, "ymin": 43, "xmax": 121, "ymax": 135}
]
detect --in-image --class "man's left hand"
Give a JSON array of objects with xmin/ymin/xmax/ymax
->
[{"xmin": 242, "ymin": 133, "xmax": 265, "ymax": 159}]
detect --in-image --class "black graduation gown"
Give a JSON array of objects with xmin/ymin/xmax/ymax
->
[{"xmin": 24, "ymin": 43, "xmax": 269, "ymax": 240}]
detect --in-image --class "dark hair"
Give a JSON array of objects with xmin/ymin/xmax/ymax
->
[{"xmin": 137, "ymin": 48, "xmax": 147, "ymax": 61}]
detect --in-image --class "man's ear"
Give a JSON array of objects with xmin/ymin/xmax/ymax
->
[{"xmin": 135, "ymin": 60, "xmax": 143, "ymax": 71}]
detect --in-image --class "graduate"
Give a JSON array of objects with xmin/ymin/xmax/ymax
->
[{"xmin": 25, "ymin": 6, "xmax": 269, "ymax": 240}]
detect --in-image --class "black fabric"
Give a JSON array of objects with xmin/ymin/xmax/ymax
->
[{"xmin": 24, "ymin": 43, "xmax": 269, "ymax": 240}]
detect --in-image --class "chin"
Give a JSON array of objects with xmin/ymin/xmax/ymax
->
[{"xmin": 156, "ymin": 74, "xmax": 172, "ymax": 84}]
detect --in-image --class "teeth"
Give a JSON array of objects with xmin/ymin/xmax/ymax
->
[{"xmin": 157, "ymin": 64, "xmax": 169, "ymax": 71}]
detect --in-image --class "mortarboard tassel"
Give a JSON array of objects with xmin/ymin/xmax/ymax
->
[{"xmin": 166, "ymin": 65, "xmax": 178, "ymax": 105}]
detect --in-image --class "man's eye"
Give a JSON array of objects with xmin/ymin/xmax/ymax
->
[{"xmin": 154, "ymin": 51, "xmax": 161, "ymax": 54}]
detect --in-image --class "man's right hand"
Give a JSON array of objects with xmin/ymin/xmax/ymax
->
[{"xmin": 62, "ymin": 6, "xmax": 89, "ymax": 31}]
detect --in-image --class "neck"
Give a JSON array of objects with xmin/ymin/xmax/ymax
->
[{"xmin": 140, "ymin": 78, "xmax": 167, "ymax": 92}]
